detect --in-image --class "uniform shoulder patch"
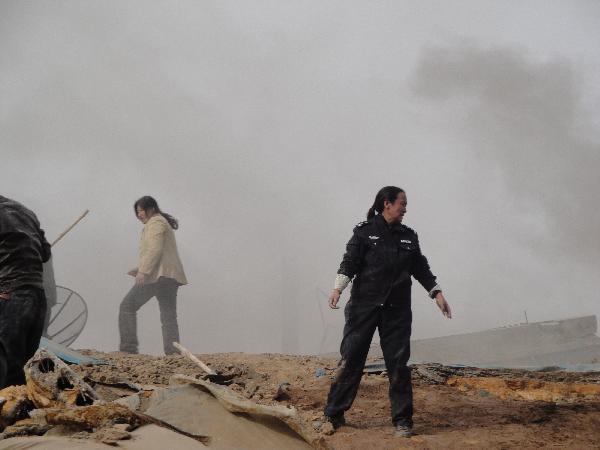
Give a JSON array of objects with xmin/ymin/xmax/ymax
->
[{"xmin": 354, "ymin": 220, "xmax": 369, "ymax": 228}]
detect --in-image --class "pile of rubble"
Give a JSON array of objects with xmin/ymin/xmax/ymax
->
[
  {"xmin": 0, "ymin": 348, "xmax": 330, "ymax": 449},
  {"xmin": 2, "ymin": 348, "xmax": 600, "ymax": 449}
]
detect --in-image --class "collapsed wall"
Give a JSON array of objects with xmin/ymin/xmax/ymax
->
[{"xmin": 370, "ymin": 316, "xmax": 600, "ymax": 368}]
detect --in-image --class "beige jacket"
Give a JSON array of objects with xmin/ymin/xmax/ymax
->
[{"xmin": 137, "ymin": 215, "xmax": 187, "ymax": 285}]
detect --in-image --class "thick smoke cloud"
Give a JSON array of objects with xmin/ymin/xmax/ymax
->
[
  {"xmin": 410, "ymin": 42, "xmax": 600, "ymax": 328},
  {"xmin": 412, "ymin": 44, "xmax": 600, "ymax": 264},
  {"xmin": 2, "ymin": 2, "xmax": 599, "ymax": 355}
]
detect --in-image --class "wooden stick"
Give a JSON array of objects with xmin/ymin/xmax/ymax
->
[
  {"xmin": 172, "ymin": 342, "xmax": 217, "ymax": 375},
  {"xmin": 51, "ymin": 210, "xmax": 90, "ymax": 247}
]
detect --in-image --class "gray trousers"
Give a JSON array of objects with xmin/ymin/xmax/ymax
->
[{"xmin": 119, "ymin": 277, "xmax": 180, "ymax": 355}]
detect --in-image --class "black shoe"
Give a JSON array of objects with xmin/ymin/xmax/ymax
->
[
  {"xmin": 394, "ymin": 423, "xmax": 413, "ymax": 437},
  {"xmin": 325, "ymin": 414, "xmax": 346, "ymax": 429}
]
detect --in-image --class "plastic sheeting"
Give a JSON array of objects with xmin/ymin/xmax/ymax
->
[{"xmin": 38, "ymin": 337, "xmax": 106, "ymax": 365}]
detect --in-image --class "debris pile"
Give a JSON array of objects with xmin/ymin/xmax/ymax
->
[
  {"xmin": 1, "ymin": 348, "xmax": 600, "ymax": 449},
  {"xmin": 0, "ymin": 347, "xmax": 329, "ymax": 449}
]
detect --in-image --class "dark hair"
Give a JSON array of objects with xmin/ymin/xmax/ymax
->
[
  {"xmin": 134, "ymin": 196, "xmax": 179, "ymax": 230},
  {"xmin": 367, "ymin": 186, "xmax": 405, "ymax": 219}
]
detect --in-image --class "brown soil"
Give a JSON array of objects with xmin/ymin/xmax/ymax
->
[{"xmin": 69, "ymin": 351, "xmax": 600, "ymax": 449}]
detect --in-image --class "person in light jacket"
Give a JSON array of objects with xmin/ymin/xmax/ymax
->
[{"xmin": 119, "ymin": 196, "xmax": 187, "ymax": 355}]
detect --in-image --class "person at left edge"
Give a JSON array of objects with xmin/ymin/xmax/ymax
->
[{"xmin": 0, "ymin": 195, "xmax": 51, "ymax": 389}]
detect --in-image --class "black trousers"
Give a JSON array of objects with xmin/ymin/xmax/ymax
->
[
  {"xmin": 325, "ymin": 300, "xmax": 413, "ymax": 426},
  {"xmin": 118, "ymin": 277, "xmax": 180, "ymax": 355},
  {"xmin": 0, "ymin": 287, "xmax": 47, "ymax": 388}
]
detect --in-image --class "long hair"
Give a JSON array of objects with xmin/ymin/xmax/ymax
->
[
  {"xmin": 134, "ymin": 196, "xmax": 179, "ymax": 230},
  {"xmin": 367, "ymin": 186, "xmax": 404, "ymax": 219}
]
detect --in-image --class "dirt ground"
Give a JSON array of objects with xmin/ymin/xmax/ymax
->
[{"xmin": 66, "ymin": 350, "xmax": 600, "ymax": 449}]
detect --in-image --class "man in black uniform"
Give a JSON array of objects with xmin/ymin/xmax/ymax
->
[
  {"xmin": 0, "ymin": 195, "xmax": 51, "ymax": 388},
  {"xmin": 324, "ymin": 186, "xmax": 451, "ymax": 437}
]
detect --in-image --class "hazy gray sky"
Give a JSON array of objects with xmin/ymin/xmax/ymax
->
[{"xmin": 2, "ymin": 1, "xmax": 599, "ymax": 355}]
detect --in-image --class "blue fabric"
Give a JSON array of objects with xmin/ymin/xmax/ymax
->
[{"xmin": 39, "ymin": 336, "xmax": 106, "ymax": 365}]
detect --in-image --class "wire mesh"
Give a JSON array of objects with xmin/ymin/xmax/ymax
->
[{"xmin": 45, "ymin": 285, "xmax": 88, "ymax": 347}]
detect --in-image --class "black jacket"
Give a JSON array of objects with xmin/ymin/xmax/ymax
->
[
  {"xmin": 0, "ymin": 196, "xmax": 51, "ymax": 293},
  {"xmin": 338, "ymin": 214, "xmax": 437, "ymax": 307}
]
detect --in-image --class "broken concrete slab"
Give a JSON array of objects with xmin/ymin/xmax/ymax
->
[
  {"xmin": 144, "ymin": 383, "xmax": 317, "ymax": 450},
  {"xmin": 170, "ymin": 374, "xmax": 332, "ymax": 449},
  {"xmin": 0, "ymin": 424, "xmax": 207, "ymax": 449},
  {"xmin": 378, "ymin": 316, "xmax": 600, "ymax": 368}
]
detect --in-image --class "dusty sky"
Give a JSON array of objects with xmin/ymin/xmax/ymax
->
[{"xmin": 2, "ymin": 1, "xmax": 600, "ymax": 355}]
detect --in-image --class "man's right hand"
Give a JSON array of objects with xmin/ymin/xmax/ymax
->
[
  {"xmin": 328, "ymin": 289, "xmax": 341, "ymax": 309},
  {"xmin": 127, "ymin": 269, "xmax": 138, "ymax": 277}
]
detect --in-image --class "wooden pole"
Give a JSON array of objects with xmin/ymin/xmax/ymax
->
[
  {"xmin": 173, "ymin": 342, "xmax": 217, "ymax": 375},
  {"xmin": 51, "ymin": 210, "xmax": 89, "ymax": 247}
]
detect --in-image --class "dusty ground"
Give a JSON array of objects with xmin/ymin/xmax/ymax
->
[{"xmin": 66, "ymin": 350, "xmax": 600, "ymax": 449}]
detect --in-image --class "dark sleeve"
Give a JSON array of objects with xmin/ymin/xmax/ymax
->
[
  {"xmin": 0, "ymin": 208, "xmax": 10, "ymax": 233},
  {"xmin": 43, "ymin": 257, "xmax": 57, "ymax": 307},
  {"xmin": 39, "ymin": 228, "xmax": 51, "ymax": 263},
  {"xmin": 410, "ymin": 233, "xmax": 438, "ymax": 292},
  {"xmin": 23, "ymin": 206, "xmax": 51, "ymax": 263},
  {"xmin": 337, "ymin": 228, "xmax": 366, "ymax": 279}
]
